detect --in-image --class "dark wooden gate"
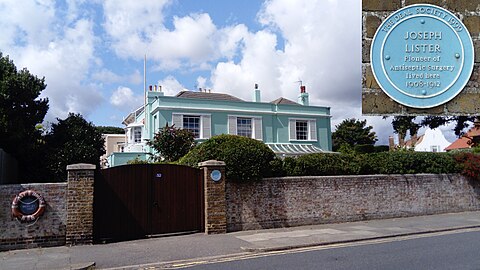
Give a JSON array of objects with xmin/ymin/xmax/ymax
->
[{"xmin": 94, "ymin": 164, "xmax": 204, "ymax": 242}]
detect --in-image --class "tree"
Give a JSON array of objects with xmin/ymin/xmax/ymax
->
[
  {"xmin": 390, "ymin": 116, "xmax": 420, "ymax": 147},
  {"xmin": 45, "ymin": 113, "xmax": 105, "ymax": 181},
  {"xmin": 147, "ymin": 123, "xmax": 196, "ymax": 162},
  {"xmin": 96, "ymin": 126, "xmax": 125, "ymax": 134},
  {"xmin": 0, "ymin": 52, "xmax": 49, "ymax": 179},
  {"xmin": 332, "ymin": 118, "xmax": 377, "ymax": 151}
]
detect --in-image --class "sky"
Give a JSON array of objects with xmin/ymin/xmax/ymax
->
[{"xmin": 0, "ymin": 0, "xmax": 459, "ymax": 144}]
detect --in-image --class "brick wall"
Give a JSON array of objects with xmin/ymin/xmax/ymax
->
[
  {"xmin": 226, "ymin": 174, "xmax": 480, "ymax": 231},
  {"xmin": 362, "ymin": 0, "xmax": 480, "ymax": 115},
  {"xmin": 0, "ymin": 183, "xmax": 67, "ymax": 251}
]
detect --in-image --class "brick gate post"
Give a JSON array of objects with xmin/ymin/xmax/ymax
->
[
  {"xmin": 198, "ymin": 160, "xmax": 226, "ymax": 234},
  {"xmin": 66, "ymin": 163, "xmax": 96, "ymax": 245}
]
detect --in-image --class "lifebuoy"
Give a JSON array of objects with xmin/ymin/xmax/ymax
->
[{"xmin": 11, "ymin": 190, "xmax": 46, "ymax": 222}]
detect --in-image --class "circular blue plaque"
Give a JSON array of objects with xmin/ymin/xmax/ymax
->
[
  {"xmin": 210, "ymin": 170, "xmax": 222, "ymax": 182},
  {"xmin": 371, "ymin": 4, "xmax": 474, "ymax": 108}
]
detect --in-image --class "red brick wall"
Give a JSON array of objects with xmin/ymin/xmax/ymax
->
[
  {"xmin": 227, "ymin": 174, "xmax": 480, "ymax": 231},
  {"xmin": 0, "ymin": 183, "xmax": 67, "ymax": 251}
]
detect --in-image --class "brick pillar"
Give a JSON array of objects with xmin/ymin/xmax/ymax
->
[
  {"xmin": 66, "ymin": 163, "xmax": 95, "ymax": 245},
  {"xmin": 198, "ymin": 160, "xmax": 226, "ymax": 234}
]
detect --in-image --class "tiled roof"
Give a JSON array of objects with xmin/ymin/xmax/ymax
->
[
  {"xmin": 445, "ymin": 126, "xmax": 480, "ymax": 151},
  {"xmin": 270, "ymin": 97, "xmax": 299, "ymax": 105},
  {"xmin": 175, "ymin": 91, "xmax": 244, "ymax": 102},
  {"xmin": 404, "ymin": 134, "xmax": 424, "ymax": 148}
]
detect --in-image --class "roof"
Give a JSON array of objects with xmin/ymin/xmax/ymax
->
[
  {"xmin": 404, "ymin": 134, "xmax": 424, "ymax": 148},
  {"xmin": 266, "ymin": 143, "xmax": 329, "ymax": 156},
  {"xmin": 445, "ymin": 125, "xmax": 480, "ymax": 151},
  {"xmin": 270, "ymin": 97, "xmax": 299, "ymax": 105},
  {"xmin": 176, "ymin": 91, "xmax": 244, "ymax": 102}
]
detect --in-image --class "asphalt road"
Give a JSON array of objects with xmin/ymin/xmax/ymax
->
[{"xmin": 183, "ymin": 230, "xmax": 480, "ymax": 270}]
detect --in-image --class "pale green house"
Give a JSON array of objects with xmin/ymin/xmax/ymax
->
[{"xmin": 107, "ymin": 85, "xmax": 332, "ymax": 167}]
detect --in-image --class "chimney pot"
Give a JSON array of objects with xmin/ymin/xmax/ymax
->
[
  {"xmin": 300, "ymin": 85, "xmax": 306, "ymax": 93},
  {"xmin": 255, "ymin": 83, "xmax": 258, "ymax": 89},
  {"xmin": 149, "ymin": 85, "xmax": 152, "ymax": 91},
  {"xmin": 154, "ymin": 85, "xmax": 157, "ymax": 91}
]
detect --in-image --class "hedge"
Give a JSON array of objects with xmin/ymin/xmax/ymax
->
[{"xmin": 272, "ymin": 151, "xmax": 463, "ymax": 177}]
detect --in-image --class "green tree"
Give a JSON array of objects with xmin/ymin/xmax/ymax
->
[
  {"xmin": 96, "ymin": 126, "xmax": 125, "ymax": 134},
  {"xmin": 332, "ymin": 118, "xmax": 377, "ymax": 151},
  {"xmin": 390, "ymin": 116, "xmax": 420, "ymax": 147},
  {"xmin": 147, "ymin": 123, "xmax": 196, "ymax": 162},
  {"xmin": 0, "ymin": 52, "xmax": 49, "ymax": 179},
  {"xmin": 45, "ymin": 113, "xmax": 105, "ymax": 181}
]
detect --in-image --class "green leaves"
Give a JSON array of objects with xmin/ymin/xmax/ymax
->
[
  {"xmin": 45, "ymin": 113, "xmax": 105, "ymax": 182},
  {"xmin": 0, "ymin": 52, "xmax": 49, "ymax": 180},
  {"xmin": 178, "ymin": 134, "xmax": 276, "ymax": 181},
  {"xmin": 147, "ymin": 123, "xmax": 195, "ymax": 162},
  {"xmin": 332, "ymin": 118, "xmax": 377, "ymax": 151}
]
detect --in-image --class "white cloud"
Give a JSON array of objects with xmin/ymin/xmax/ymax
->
[
  {"xmin": 157, "ymin": 76, "xmax": 185, "ymax": 96},
  {"xmin": 110, "ymin": 86, "xmax": 142, "ymax": 109},
  {"xmin": 93, "ymin": 68, "xmax": 143, "ymax": 85},
  {"xmin": 0, "ymin": 1, "xmax": 103, "ymax": 122}
]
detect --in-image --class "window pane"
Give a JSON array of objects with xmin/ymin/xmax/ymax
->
[
  {"xmin": 237, "ymin": 117, "xmax": 252, "ymax": 138},
  {"xmin": 296, "ymin": 121, "xmax": 308, "ymax": 140},
  {"xmin": 183, "ymin": 115, "xmax": 200, "ymax": 138},
  {"xmin": 134, "ymin": 127, "xmax": 142, "ymax": 143}
]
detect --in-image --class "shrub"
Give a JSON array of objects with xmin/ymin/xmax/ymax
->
[
  {"xmin": 366, "ymin": 151, "xmax": 460, "ymax": 174},
  {"xmin": 274, "ymin": 151, "xmax": 460, "ymax": 177},
  {"xmin": 454, "ymin": 152, "xmax": 480, "ymax": 180},
  {"xmin": 178, "ymin": 134, "xmax": 275, "ymax": 181},
  {"xmin": 147, "ymin": 123, "xmax": 195, "ymax": 162},
  {"xmin": 353, "ymin": 144, "xmax": 375, "ymax": 154},
  {"xmin": 285, "ymin": 153, "xmax": 366, "ymax": 176}
]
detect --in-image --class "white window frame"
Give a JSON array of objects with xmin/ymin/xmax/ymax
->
[
  {"xmin": 133, "ymin": 127, "xmax": 142, "ymax": 143},
  {"xmin": 228, "ymin": 115, "xmax": 263, "ymax": 140},
  {"xmin": 289, "ymin": 118, "xmax": 317, "ymax": 141},
  {"xmin": 172, "ymin": 113, "xmax": 211, "ymax": 139}
]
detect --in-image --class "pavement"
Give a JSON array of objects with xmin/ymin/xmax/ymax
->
[{"xmin": 1, "ymin": 211, "xmax": 480, "ymax": 270}]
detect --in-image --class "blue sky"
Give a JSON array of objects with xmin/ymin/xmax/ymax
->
[{"xmin": 2, "ymin": 0, "xmax": 454, "ymax": 144}]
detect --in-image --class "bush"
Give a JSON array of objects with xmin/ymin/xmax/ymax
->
[
  {"xmin": 353, "ymin": 144, "xmax": 375, "ymax": 154},
  {"xmin": 454, "ymin": 152, "xmax": 480, "ymax": 180},
  {"xmin": 367, "ymin": 152, "xmax": 460, "ymax": 174},
  {"xmin": 178, "ymin": 134, "xmax": 276, "ymax": 181},
  {"xmin": 271, "ymin": 151, "xmax": 461, "ymax": 177},
  {"xmin": 285, "ymin": 152, "xmax": 368, "ymax": 176}
]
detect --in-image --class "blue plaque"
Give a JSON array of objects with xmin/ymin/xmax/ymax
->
[
  {"xmin": 210, "ymin": 170, "xmax": 222, "ymax": 182},
  {"xmin": 371, "ymin": 4, "xmax": 474, "ymax": 108}
]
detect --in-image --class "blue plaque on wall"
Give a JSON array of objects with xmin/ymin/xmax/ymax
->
[{"xmin": 371, "ymin": 4, "xmax": 474, "ymax": 108}]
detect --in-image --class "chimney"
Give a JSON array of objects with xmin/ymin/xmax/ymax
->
[
  {"xmin": 154, "ymin": 85, "xmax": 157, "ymax": 91},
  {"xmin": 253, "ymin": 83, "xmax": 261, "ymax": 102},
  {"xmin": 298, "ymin": 85, "xmax": 309, "ymax": 106},
  {"xmin": 388, "ymin": 136, "xmax": 395, "ymax": 151},
  {"xmin": 149, "ymin": 85, "xmax": 152, "ymax": 91}
]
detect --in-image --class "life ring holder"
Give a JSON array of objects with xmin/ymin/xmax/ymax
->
[{"xmin": 11, "ymin": 190, "xmax": 46, "ymax": 222}]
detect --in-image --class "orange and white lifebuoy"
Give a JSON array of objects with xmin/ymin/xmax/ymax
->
[{"xmin": 11, "ymin": 190, "xmax": 46, "ymax": 222}]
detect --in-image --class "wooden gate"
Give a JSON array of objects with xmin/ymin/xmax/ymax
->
[{"xmin": 94, "ymin": 164, "xmax": 204, "ymax": 242}]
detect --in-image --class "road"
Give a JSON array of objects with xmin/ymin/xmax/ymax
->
[{"xmin": 180, "ymin": 230, "xmax": 480, "ymax": 270}]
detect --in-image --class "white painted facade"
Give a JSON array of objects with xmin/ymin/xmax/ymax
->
[{"xmin": 414, "ymin": 128, "xmax": 451, "ymax": 152}]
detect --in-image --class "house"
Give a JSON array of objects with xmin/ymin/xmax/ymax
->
[
  {"xmin": 107, "ymin": 84, "xmax": 332, "ymax": 167},
  {"xmin": 404, "ymin": 128, "xmax": 451, "ymax": 152},
  {"xmin": 445, "ymin": 121, "xmax": 480, "ymax": 151},
  {"xmin": 100, "ymin": 134, "xmax": 126, "ymax": 168}
]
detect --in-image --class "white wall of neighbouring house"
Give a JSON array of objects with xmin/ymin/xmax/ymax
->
[{"xmin": 414, "ymin": 128, "xmax": 451, "ymax": 152}]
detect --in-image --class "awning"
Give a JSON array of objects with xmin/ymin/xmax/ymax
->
[{"xmin": 266, "ymin": 143, "xmax": 330, "ymax": 156}]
